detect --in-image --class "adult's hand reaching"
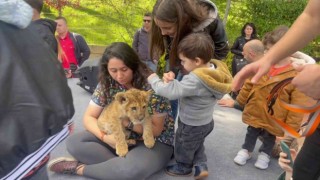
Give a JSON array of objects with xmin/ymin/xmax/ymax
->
[
  {"xmin": 292, "ymin": 64, "xmax": 320, "ymax": 99},
  {"xmin": 232, "ymin": 59, "xmax": 272, "ymax": 91}
]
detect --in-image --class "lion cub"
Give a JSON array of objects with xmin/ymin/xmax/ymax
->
[{"xmin": 97, "ymin": 89, "xmax": 155, "ymax": 157}]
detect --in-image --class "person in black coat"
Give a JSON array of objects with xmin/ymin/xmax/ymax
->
[
  {"xmin": 25, "ymin": 0, "xmax": 58, "ymax": 54},
  {"xmin": 0, "ymin": 1, "xmax": 74, "ymax": 179},
  {"xmin": 231, "ymin": 22, "xmax": 257, "ymax": 76}
]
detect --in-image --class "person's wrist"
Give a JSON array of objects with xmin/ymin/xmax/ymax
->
[{"xmin": 147, "ymin": 73, "xmax": 157, "ymax": 81}]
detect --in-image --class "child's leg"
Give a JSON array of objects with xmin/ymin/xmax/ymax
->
[
  {"xmin": 193, "ymin": 121, "xmax": 214, "ymax": 179},
  {"xmin": 193, "ymin": 121, "xmax": 214, "ymax": 166},
  {"xmin": 174, "ymin": 120, "xmax": 206, "ymax": 166},
  {"xmin": 234, "ymin": 126, "xmax": 261, "ymax": 166},
  {"xmin": 166, "ymin": 120, "xmax": 195, "ymax": 176},
  {"xmin": 242, "ymin": 126, "xmax": 262, "ymax": 152},
  {"xmin": 258, "ymin": 130, "xmax": 276, "ymax": 155},
  {"xmin": 254, "ymin": 129, "xmax": 275, "ymax": 170}
]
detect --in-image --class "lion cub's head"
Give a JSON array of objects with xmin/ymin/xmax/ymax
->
[{"xmin": 115, "ymin": 89, "xmax": 152, "ymax": 124}]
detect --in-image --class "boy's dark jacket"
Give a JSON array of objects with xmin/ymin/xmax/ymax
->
[{"xmin": 0, "ymin": 21, "xmax": 74, "ymax": 177}]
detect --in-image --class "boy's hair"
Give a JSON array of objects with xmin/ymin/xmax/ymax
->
[
  {"xmin": 177, "ymin": 33, "xmax": 214, "ymax": 63},
  {"xmin": 24, "ymin": 0, "xmax": 43, "ymax": 13},
  {"xmin": 55, "ymin": 16, "xmax": 68, "ymax": 24},
  {"xmin": 262, "ymin": 25, "xmax": 289, "ymax": 46}
]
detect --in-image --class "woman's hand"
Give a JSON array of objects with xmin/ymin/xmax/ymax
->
[
  {"xmin": 101, "ymin": 134, "xmax": 116, "ymax": 149},
  {"xmin": 121, "ymin": 117, "xmax": 130, "ymax": 128},
  {"xmin": 217, "ymin": 98, "xmax": 235, "ymax": 108},
  {"xmin": 278, "ymin": 149, "xmax": 298, "ymax": 173}
]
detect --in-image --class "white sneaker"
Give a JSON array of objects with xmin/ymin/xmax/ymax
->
[
  {"xmin": 234, "ymin": 149, "xmax": 252, "ymax": 165},
  {"xmin": 254, "ymin": 152, "xmax": 270, "ymax": 170}
]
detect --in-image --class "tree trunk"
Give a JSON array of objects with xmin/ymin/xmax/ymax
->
[
  {"xmin": 58, "ymin": 8, "xmax": 62, "ymax": 16},
  {"xmin": 223, "ymin": 0, "xmax": 231, "ymax": 26}
]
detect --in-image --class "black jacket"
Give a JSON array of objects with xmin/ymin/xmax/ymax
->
[
  {"xmin": 203, "ymin": 17, "xmax": 229, "ymax": 60},
  {"xmin": 0, "ymin": 21, "xmax": 74, "ymax": 178},
  {"xmin": 29, "ymin": 18, "xmax": 58, "ymax": 54},
  {"xmin": 69, "ymin": 32, "xmax": 91, "ymax": 66},
  {"xmin": 231, "ymin": 36, "xmax": 252, "ymax": 60}
]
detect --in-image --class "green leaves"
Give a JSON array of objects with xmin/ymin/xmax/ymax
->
[{"xmin": 156, "ymin": 52, "xmax": 167, "ymax": 78}]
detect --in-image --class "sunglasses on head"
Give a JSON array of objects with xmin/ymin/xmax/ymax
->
[{"xmin": 143, "ymin": 19, "xmax": 151, "ymax": 23}]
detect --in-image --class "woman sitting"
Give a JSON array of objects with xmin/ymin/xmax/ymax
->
[{"xmin": 48, "ymin": 42, "xmax": 175, "ymax": 180}]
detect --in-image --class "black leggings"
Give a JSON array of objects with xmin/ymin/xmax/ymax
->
[
  {"xmin": 293, "ymin": 127, "xmax": 320, "ymax": 180},
  {"xmin": 66, "ymin": 131, "xmax": 173, "ymax": 180}
]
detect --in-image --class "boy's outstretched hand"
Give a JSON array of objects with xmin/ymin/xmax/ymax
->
[
  {"xmin": 162, "ymin": 71, "xmax": 175, "ymax": 83},
  {"xmin": 217, "ymin": 98, "xmax": 235, "ymax": 108}
]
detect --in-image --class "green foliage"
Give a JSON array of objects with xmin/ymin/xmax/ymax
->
[
  {"xmin": 43, "ymin": 0, "xmax": 156, "ymax": 45},
  {"xmin": 43, "ymin": 0, "xmax": 319, "ymax": 58},
  {"xmin": 156, "ymin": 52, "xmax": 167, "ymax": 78},
  {"xmin": 245, "ymin": 0, "xmax": 307, "ymax": 38},
  {"xmin": 223, "ymin": 52, "xmax": 234, "ymax": 73}
]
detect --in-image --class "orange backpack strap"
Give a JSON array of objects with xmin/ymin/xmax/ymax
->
[{"xmin": 266, "ymin": 77, "xmax": 320, "ymax": 138}]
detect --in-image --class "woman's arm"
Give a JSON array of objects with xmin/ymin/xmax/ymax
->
[
  {"xmin": 83, "ymin": 102, "xmax": 117, "ymax": 148},
  {"xmin": 230, "ymin": 37, "xmax": 242, "ymax": 56}
]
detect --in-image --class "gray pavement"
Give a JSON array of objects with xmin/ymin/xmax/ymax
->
[{"xmin": 48, "ymin": 78, "xmax": 283, "ymax": 180}]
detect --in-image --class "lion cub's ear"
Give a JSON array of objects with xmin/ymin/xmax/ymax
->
[{"xmin": 115, "ymin": 92, "xmax": 127, "ymax": 105}]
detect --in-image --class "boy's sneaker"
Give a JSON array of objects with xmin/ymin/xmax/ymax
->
[
  {"xmin": 194, "ymin": 164, "xmax": 209, "ymax": 180},
  {"xmin": 234, "ymin": 149, "xmax": 251, "ymax": 165},
  {"xmin": 254, "ymin": 152, "xmax": 270, "ymax": 170},
  {"xmin": 165, "ymin": 163, "xmax": 192, "ymax": 177}
]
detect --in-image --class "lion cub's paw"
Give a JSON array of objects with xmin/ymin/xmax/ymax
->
[
  {"xmin": 116, "ymin": 143, "xmax": 128, "ymax": 157},
  {"xmin": 144, "ymin": 137, "xmax": 155, "ymax": 149},
  {"xmin": 126, "ymin": 139, "xmax": 136, "ymax": 146}
]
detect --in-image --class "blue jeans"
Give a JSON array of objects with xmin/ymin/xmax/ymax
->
[
  {"xmin": 174, "ymin": 120, "xmax": 214, "ymax": 166},
  {"xmin": 242, "ymin": 126, "xmax": 276, "ymax": 155}
]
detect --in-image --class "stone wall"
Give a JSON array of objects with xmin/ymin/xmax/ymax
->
[{"xmin": 88, "ymin": 45, "xmax": 106, "ymax": 60}]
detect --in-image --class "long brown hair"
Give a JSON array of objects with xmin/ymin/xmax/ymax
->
[
  {"xmin": 150, "ymin": 0, "xmax": 206, "ymax": 69},
  {"xmin": 55, "ymin": 35, "xmax": 65, "ymax": 63},
  {"xmin": 99, "ymin": 42, "xmax": 152, "ymax": 90}
]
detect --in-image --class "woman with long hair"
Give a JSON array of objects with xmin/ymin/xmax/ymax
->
[{"xmin": 48, "ymin": 42, "xmax": 175, "ymax": 180}]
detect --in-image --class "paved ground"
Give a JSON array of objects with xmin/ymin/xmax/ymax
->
[{"xmin": 48, "ymin": 78, "xmax": 283, "ymax": 180}]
